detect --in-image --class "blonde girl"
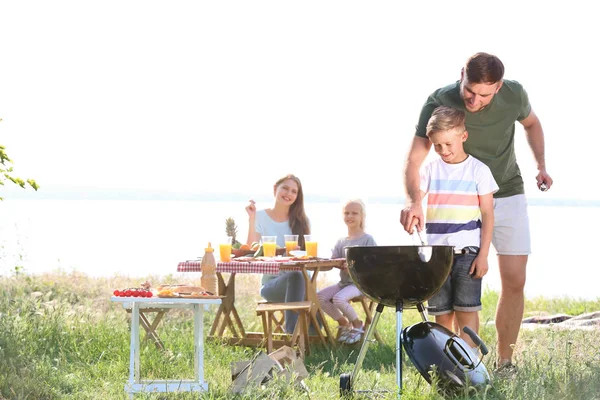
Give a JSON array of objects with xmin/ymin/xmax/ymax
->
[{"xmin": 317, "ymin": 199, "xmax": 376, "ymax": 344}]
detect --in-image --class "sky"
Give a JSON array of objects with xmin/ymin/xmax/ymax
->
[{"xmin": 1, "ymin": 1, "xmax": 598, "ymax": 202}]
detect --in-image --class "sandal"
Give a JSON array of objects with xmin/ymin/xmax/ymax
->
[
  {"xmin": 493, "ymin": 361, "xmax": 518, "ymax": 378},
  {"xmin": 337, "ymin": 325, "xmax": 352, "ymax": 343},
  {"xmin": 343, "ymin": 325, "xmax": 365, "ymax": 345}
]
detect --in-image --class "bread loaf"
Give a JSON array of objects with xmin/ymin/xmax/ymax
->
[{"xmin": 158, "ymin": 284, "xmax": 206, "ymax": 294}]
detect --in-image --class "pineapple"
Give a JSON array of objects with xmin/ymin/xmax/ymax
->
[{"xmin": 225, "ymin": 217, "xmax": 242, "ymax": 249}]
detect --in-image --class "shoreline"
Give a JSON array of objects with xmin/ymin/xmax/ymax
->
[
  {"xmin": 3, "ymin": 190, "xmax": 600, "ymax": 207},
  {"xmin": 4, "ymin": 268, "xmax": 599, "ymax": 302}
]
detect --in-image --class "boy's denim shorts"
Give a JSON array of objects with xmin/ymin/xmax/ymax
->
[{"xmin": 426, "ymin": 253, "xmax": 482, "ymax": 315}]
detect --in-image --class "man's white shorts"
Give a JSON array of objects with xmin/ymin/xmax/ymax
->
[{"xmin": 492, "ymin": 194, "xmax": 531, "ymax": 255}]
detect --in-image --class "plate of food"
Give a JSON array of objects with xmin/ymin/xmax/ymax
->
[
  {"xmin": 234, "ymin": 256, "xmax": 256, "ymax": 262},
  {"xmin": 232, "ymin": 249, "xmax": 256, "ymax": 258},
  {"xmin": 157, "ymin": 291, "xmax": 222, "ymax": 299},
  {"xmin": 157, "ymin": 284, "xmax": 207, "ymax": 298},
  {"xmin": 232, "ymin": 242, "xmax": 262, "ymax": 258},
  {"xmin": 255, "ymin": 256, "xmax": 293, "ymax": 262},
  {"xmin": 178, "ymin": 293, "xmax": 224, "ymax": 299},
  {"xmin": 232, "ymin": 245, "xmax": 286, "ymax": 258}
]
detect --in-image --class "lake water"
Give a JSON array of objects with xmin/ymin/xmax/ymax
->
[{"xmin": 1, "ymin": 199, "xmax": 598, "ymax": 300}]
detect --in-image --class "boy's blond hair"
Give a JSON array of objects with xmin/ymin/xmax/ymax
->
[{"xmin": 426, "ymin": 106, "xmax": 466, "ymax": 137}]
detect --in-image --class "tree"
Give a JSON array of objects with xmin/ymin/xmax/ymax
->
[{"xmin": 1, "ymin": 119, "xmax": 39, "ymax": 200}]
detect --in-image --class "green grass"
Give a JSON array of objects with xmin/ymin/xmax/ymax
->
[{"xmin": 1, "ymin": 271, "xmax": 600, "ymax": 399}]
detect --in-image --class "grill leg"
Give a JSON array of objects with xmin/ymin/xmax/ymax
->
[
  {"xmin": 349, "ymin": 303, "xmax": 385, "ymax": 385},
  {"xmin": 396, "ymin": 301, "xmax": 404, "ymax": 399},
  {"xmin": 416, "ymin": 302, "xmax": 429, "ymax": 322}
]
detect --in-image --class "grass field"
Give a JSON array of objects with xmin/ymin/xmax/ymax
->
[{"xmin": 1, "ymin": 271, "xmax": 600, "ymax": 399}]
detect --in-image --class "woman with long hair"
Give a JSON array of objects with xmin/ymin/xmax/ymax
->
[{"xmin": 246, "ymin": 174, "xmax": 310, "ymax": 333}]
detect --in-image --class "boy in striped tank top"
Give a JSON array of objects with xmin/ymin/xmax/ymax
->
[{"xmin": 419, "ymin": 106, "xmax": 498, "ymax": 348}]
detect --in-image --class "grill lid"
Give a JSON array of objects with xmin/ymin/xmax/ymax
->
[{"xmin": 401, "ymin": 321, "xmax": 490, "ymax": 392}]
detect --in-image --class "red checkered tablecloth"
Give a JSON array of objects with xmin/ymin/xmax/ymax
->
[
  {"xmin": 177, "ymin": 258, "xmax": 344, "ymax": 274},
  {"xmin": 177, "ymin": 260, "xmax": 294, "ymax": 274}
]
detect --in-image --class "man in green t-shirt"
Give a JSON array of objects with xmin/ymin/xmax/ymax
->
[{"xmin": 400, "ymin": 53, "xmax": 553, "ymax": 369}]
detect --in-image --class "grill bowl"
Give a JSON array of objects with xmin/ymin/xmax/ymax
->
[{"xmin": 346, "ymin": 245, "xmax": 454, "ymax": 307}]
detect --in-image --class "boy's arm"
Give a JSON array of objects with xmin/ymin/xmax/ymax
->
[
  {"xmin": 478, "ymin": 193, "xmax": 494, "ymax": 258},
  {"xmin": 470, "ymin": 192, "xmax": 494, "ymax": 278}
]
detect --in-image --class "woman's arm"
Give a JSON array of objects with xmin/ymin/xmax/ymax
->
[{"xmin": 245, "ymin": 200, "xmax": 260, "ymax": 245}]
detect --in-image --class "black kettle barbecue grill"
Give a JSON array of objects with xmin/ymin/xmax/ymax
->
[{"xmin": 339, "ymin": 245, "xmax": 491, "ymax": 398}]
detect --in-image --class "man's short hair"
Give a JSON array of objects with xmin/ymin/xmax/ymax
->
[
  {"xmin": 465, "ymin": 52, "xmax": 504, "ymax": 84},
  {"xmin": 426, "ymin": 106, "xmax": 466, "ymax": 137}
]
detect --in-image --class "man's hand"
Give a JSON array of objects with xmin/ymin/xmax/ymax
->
[
  {"xmin": 400, "ymin": 203, "xmax": 424, "ymax": 234},
  {"xmin": 469, "ymin": 255, "xmax": 489, "ymax": 279},
  {"xmin": 536, "ymin": 169, "xmax": 553, "ymax": 192}
]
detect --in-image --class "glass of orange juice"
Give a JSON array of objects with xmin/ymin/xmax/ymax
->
[
  {"xmin": 219, "ymin": 236, "xmax": 233, "ymax": 262},
  {"xmin": 304, "ymin": 234, "xmax": 318, "ymax": 257},
  {"xmin": 262, "ymin": 236, "xmax": 277, "ymax": 257},
  {"xmin": 284, "ymin": 234, "xmax": 298, "ymax": 256}
]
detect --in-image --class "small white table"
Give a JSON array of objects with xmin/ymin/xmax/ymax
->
[{"xmin": 112, "ymin": 296, "xmax": 222, "ymax": 398}]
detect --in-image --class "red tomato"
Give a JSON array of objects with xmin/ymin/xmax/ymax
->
[
  {"xmin": 124, "ymin": 290, "xmax": 132, "ymax": 297},
  {"xmin": 113, "ymin": 290, "xmax": 120, "ymax": 296}
]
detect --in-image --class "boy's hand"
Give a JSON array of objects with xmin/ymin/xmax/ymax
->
[{"xmin": 469, "ymin": 255, "xmax": 488, "ymax": 279}]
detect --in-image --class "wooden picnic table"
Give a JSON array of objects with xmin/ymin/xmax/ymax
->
[{"xmin": 177, "ymin": 258, "xmax": 345, "ymax": 348}]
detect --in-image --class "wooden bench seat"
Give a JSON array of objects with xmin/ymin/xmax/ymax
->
[{"xmin": 256, "ymin": 301, "xmax": 311, "ymax": 356}]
